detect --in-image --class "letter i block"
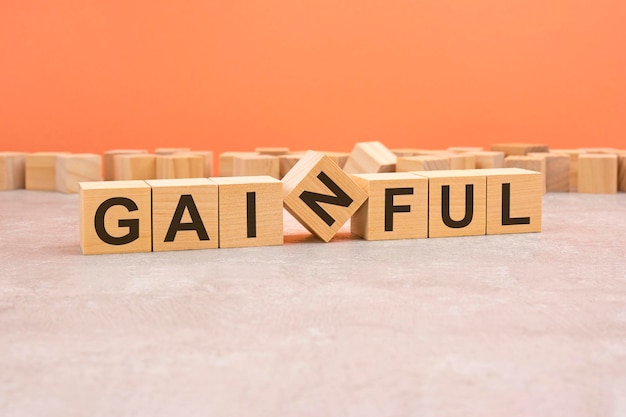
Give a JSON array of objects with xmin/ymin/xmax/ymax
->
[
  {"xmin": 145, "ymin": 179, "xmax": 218, "ymax": 252},
  {"xmin": 282, "ymin": 151, "xmax": 368, "ymax": 242},
  {"xmin": 210, "ymin": 176, "xmax": 283, "ymax": 248},
  {"xmin": 412, "ymin": 170, "xmax": 487, "ymax": 238},
  {"xmin": 351, "ymin": 173, "xmax": 428, "ymax": 240},
  {"xmin": 482, "ymin": 168, "xmax": 542, "ymax": 234},
  {"xmin": 79, "ymin": 181, "xmax": 152, "ymax": 254}
]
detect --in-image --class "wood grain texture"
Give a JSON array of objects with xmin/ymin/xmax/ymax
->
[
  {"xmin": 527, "ymin": 152, "xmax": 570, "ymax": 192},
  {"xmin": 504, "ymin": 156, "xmax": 547, "ymax": 193},
  {"xmin": 322, "ymin": 151, "xmax": 350, "ymax": 168},
  {"xmin": 175, "ymin": 151, "xmax": 214, "ymax": 177},
  {"xmin": 619, "ymin": 154, "xmax": 626, "ymax": 192},
  {"xmin": 55, "ymin": 154, "xmax": 103, "ymax": 193},
  {"xmin": 472, "ymin": 151, "xmax": 505, "ymax": 169},
  {"xmin": 218, "ymin": 152, "xmax": 259, "ymax": 176},
  {"xmin": 278, "ymin": 154, "xmax": 304, "ymax": 179},
  {"xmin": 342, "ymin": 141, "xmax": 397, "ymax": 174},
  {"xmin": 25, "ymin": 152, "xmax": 69, "ymax": 191},
  {"xmin": 396, "ymin": 155, "xmax": 449, "ymax": 172},
  {"xmin": 0, "ymin": 152, "xmax": 26, "ymax": 190},
  {"xmin": 491, "ymin": 143, "xmax": 549, "ymax": 156},
  {"xmin": 578, "ymin": 154, "xmax": 618, "ymax": 194},
  {"xmin": 232, "ymin": 154, "xmax": 280, "ymax": 179},
  {"xmin": 103, "ymin": 150, "xmax": 147, "ymax": 181},
  {"xmin": 156, "ymin": 154, "xmax": 205, "ymax": 179},
  {"xmin": 113, "ymin": 154, "xmax": 156, "ymax": 180},
  {"xmin": 551, "ymin": 149, "xmax": 582, "ymax": 191}
]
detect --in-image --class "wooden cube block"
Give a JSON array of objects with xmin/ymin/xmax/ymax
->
[
  {"xmin": 351, "ymin": 173, "xmax": 428, "ymax": 240},
  {"xmin": 25, "ymin": 152, "xmax": 69, "ymax": 191},
  {"xmin": 552, "ymin": 149, "xmax": 582, "ymax": 191},
  {"xmin": 527, "ymin": 152, "xmax": 570, "ymax": 192},
  {"xmin": 396, "ymin": 155, "xmax": 449, "ymax": 172},
  {"xmin": 113, "ymin": 154, "xmax": 156, "ymax": 180},
  {"xmin": 255, "ymin": 147, "xmax": 290, "ymax": 156},
  {"xmin": 447, "ymin": 146, "xmax": 483, "ymax": 153},
  {"xmin": 578, "ymin": 148, "xmax": 617, "ymax": 154},
  {"xmin": 578, "ymin": 154, "xmax": 618, "ymax": 194},
  {"xmin": 55, "ymin": 154, "xmax": 103, "ymax": 193},
  {"xmin": 103, "ymin": 150, "xmax": 147, "ymax": 181},
  {"xmin": 156, "ymin": 154, "xmax": 205, "ymax": 179},
  {"xmin": 174, "ymin": 151, "xmax": 214, "ymax": 177},
  {"xmin": 146, "ymin": 178, "xmax": 218, "ymax": 252},
  {"xmin": 448, "ymin": 153, "xmax": 475, "ymax": 169},
  {"xmin": 411, "ymin": 170, "xmax": 487, "ymax": 238},
  {"xmin": 218, "ymin": 152, "xmax": 259, "ymax": 176},
  {"xmin": 472, "ymin": 151, "xmax": 505, "ymax": 169},
  {"xmin": 279, "ymin": 154, "xmax": 304, "ymax": 179},
  {"xmin": 210, "ymin": 176, "xmax": 283, "ymax": 248},
  {"xmin": 0, "ymin": 152, "xmax": 27, "ymax": 190},
  {"xmin": 619, "ymin": 154, "xmax": 626, "ymax": 192},
  {"xmin": 322, "ymin": 151, "xmax": 350, "ymax": 168},
  {"xmin": 154, "ymin": 147, "xmax": 191, "ymax": 155},
  {"xmin": 282, "ymin": 151, "xmax": 368, "ymax": 242},
  {"xmin": 491, "ymin": 143, "xmax": 549, "ymax": 156},
  {"xmin": 504, "ymin": 156, "xmax": 547, "ymax": 193},
  {"xmin": 232, "ymin": 154, "xmax": 280, "ymax": 179},
  {"xmin": 391, "ymin": 148, "xmax": 423, "ymax": 157},
  {"xmin": 79, "ymin": 181, "xmax": 152, "ymax": 254},
  {"xmin": 481, "ymin": 168, "xmax": 542, "ymax": 235},
  {"xmin": 343, "ymin": 141, "xmax": 397, "ymax": 174}
]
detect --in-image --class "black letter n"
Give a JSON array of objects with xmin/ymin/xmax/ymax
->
[{"xmin": 299, "ymin": 172, "xmax": 353, "ymax": 227}]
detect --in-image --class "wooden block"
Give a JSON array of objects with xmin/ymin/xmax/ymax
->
[
  {"xmin": 154, "ymin": 147, "xmax": 191, "ymax": 155},
  {"xmin": 282, "ymin": 151, "xmax": 368, "ymax": 242},
  {"xmin": 156, "ymin": 154, "xmax": 205, "ymax": 179},
  {"xmin": 447, "ymin": 146, "xmax": 483, "ymax": 153},
  {"xmin": 25, "ymin": 152, "xmax": 69, "ymax": 191},
  {"xmin": 113, "ymin": 154, "xmax": 156, "ymax": 180},
  {"xmin": 491, "ymin": 143, "xmax": 549, "ymax": 156},
  {"xmin": 619, "ymin": 154, "xmax": 626, "ymax": 192},
  {"xmin": 448, "ymin": 153, "xmax": 475, "ymax": 169},
  {"xmin": 145, "ymin": 178, "xmax": 219, "ymax": 252},
  {"xmin": 391, "ymin": 148, "xmax": 423, "ymax": 157},
  {"xmin": 578, "ymin": 148, "xmax": 617, "ymax": 154},
  {"xmin": 218, "ymin": 152, "xmax": 258, "ymax": 176},
  {"xmin": 55, "ymin": 154, "xmax": 103, "ymax": 193},
  {"xmin": 278, "ymin": 154, "xmax": 304, "ymax": 179},
  {"xmin": 0, "ymin": 152, "xmax": 26, "ymax": 190},
  {"xmin": 396, "ymin": 155, "xmax": 450, "ymax": 172},
  {"xmin": 79, "ymin": 181, "xmax": 152, "ymax": 254},
  {"xmin": 578, "ymin": 154, "xmax": 618, "ymax": 194},
  {"xmin": 351, "ymin": 173, "xmax": 428, "ymax": 240},
  {"xmin": 255, "ymin": 147, "xmax": 290, "ymax": 156},
  {"xmin": 175, "ymin": 151, "xmax": 214, "ymax": 177},
  {"xmin": 411, "ymin": 170, "xmax": 487, "ymax": 238},
  {"xmin": 210, "ymin": 176, "xmax": 283, "ymax": 248},
  {"xmin": 527, "ymin": 152, "xmax": 570, "ymax": 192},
  {"xmin": 343, "ymin": 141, "xmax": 397, "ymax": 174},
  {"xmin": 322, "ymin": 151, "xmax": 350, "ymax": 168},
  {"xmin": 232, "ymin": 154, "xmax": 280, "ymax": 179},
  {"xmin": 472, "ymin": 151, "xmax": 505, "ymax": 169},
  {"xmin": 103, "ymin": 150, "xmax": 147, "ymax": 181},
  {"xmin": 552, "ymin": 149, "xmax": 582, "ymax": 191},
  {"xmin": 504, "ymin": 156, "xmax": 547, "ymax": 193},
  {"xmin": 481, "ymin": 168, "xmax": 542, "ymax": 235}
]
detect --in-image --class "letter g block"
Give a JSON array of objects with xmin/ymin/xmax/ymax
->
[{"xmin": 79, "ymin": 181, "xmax": 152, "ymax": 254}]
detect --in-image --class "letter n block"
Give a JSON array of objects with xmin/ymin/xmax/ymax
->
[
  {"xmin": 79, "ymin": 181, "xmax": 152, "ymax": 254},
  {"xmin": 412, "ymin": 170, "xmax": 487, "ymax": 238},
  {"xmin": 210, "ymin": 176, "xmax": 283, "ymax": 248},
  {"xmin": 484, "ymin": 168, "xmax": 542, "ymax": 234},
  {"xmin": 145, "ymin": 179, "xmax": 218, "ymax": 252},
  {"xmin": 282, "ymin": 151, "xmax": 367, "ymax": 242},
  {"xmin": 351, "ymin": 173, "xmax": 428, "ymax": 240}
]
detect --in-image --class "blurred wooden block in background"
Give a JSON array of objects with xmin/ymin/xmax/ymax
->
[
  {"xmin": 146, "ymin": 178, "xmax": 218, "ymax": 252},
  {"xmin": 578, "ymin": 148, "xmax": 617, "ymax": 154},
  {"xmin": 55, "ymin": 154, "xmax": 102, "ymax": 193},
  {"xmin": 448, "ymin": 153, "xmax": 475, "ymax": 169},
  {"xmin": 103, "ymin": 150, "xmax": 147, "ymax": 181},
  {"xmin": 154, "ymin": 147, "xmax": 191, "ymax": 155},
  {"xmin": 396, "ymin": 155, "xmax": 449, "ymax": 172},
  {"xmin": 282, "ymin": 151, "xmax": 367, "ymax": 242},
  {"xmin": 278, "ymin": 154, "xmax": 304, "ymax": 179},
  {"xmin": 232, "ymin": 154, "xmax": 280, "ymax": 179},
  {"xmin": 79, "ymin": 180, "xmax": 152, "ymax": 255},
  {"xmin": 491, "ymin": 143, "xmax": 549, "ymax": 156},
  {"xmin": 578, "ymin": 154, "xmax": 618, "ymax": 194},
  {"xmin": 113, "ymin": 154, "xmax": 156, "ymax": 180},
  {"xmin": 391, "ymin": 148, "xmax": 423, "ymax": 157},
  {"xmin": 447, "ymin": 146, "xmax": 483, "ymax": 153},
  {"xmin": 0, "ymin": 152, "xmax": 27, "ymax": 190},
  {"xmin": 25, "ymin": 152, "xmax": 69, "ymax": 191},
  {"xmin": 552, "ymin": 149, "xmax": 582, "ymax": 191},
  {"xmin": 322, "ymin": 151, "xmax": 350, "ymax": 168},
  {"xmin": 211, "ymin": 176, "xmax": 283, "ymax": 248},
  {"xmin": 527, "ymin": 152, "xmax": 570, "ymax": 192},
  {"xmin": 472, "ymin": 151, "xmax": 505, "ymax": 169},
  {"xmin": 343, "ymin": 141, "xmax": 397, "ymax": 174},
  {"xmin": 504, "ymin": 156, "xmax": 546, "ymax": 193},
  {"xmin": 351, "ymin": 172, "xmax": 428, "ymax": 241},
  {"xmin": 619, "ymin": 153, "xmax": 626, "ymax": 192},
  {"xmin": 175, "ymin": 151, "xmax": 214, "ymax": 177},
  {"xmin": 255, "ymin": 147, "xmax": 290, "ymax": 156},
  {"xmin": 218, "ymin": 152, "xmax": 258, "ymax": 176},
  {"xmin": 156, "ymin": 154, "xmax": 205, "ymax": 179}
]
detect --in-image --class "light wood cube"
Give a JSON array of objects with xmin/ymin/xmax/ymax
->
[
  {"xmin": 527, "ymin": 152, "xmax": 570, "ymax": 192},
  {"xmin": 55, "ymin": 154, "xmax": 103, "ymax": 193},
  {"xmin": 322, "ymin": 151, "xmax": 350, "ymax": 168},
  {"xmin": 175, "ymin": 151, "xmax": 214, "ymax": 177},
  {"xmin": 578, "ymin": 154, "xmax": 618, "ymax": 194},
  {"xmin": 491, "ymin": 143, "xmax": 549, "ymax": 156},
  {"xmin": 103, "ymin": 150, "xmax": 147, "ymax": 181},
  {"xmin": 255, "ymin": 147, "xmax": 290, "ymax": 156},
  {"xmin": 156, "ymin": 154, "xmax": 205, "ymax": 179},
  {"xmin": 472, "ymin": 151, "xmax": 505, "ymax": 169},
  {"xmin": 552, "ymin": 149, "xmax": 583, "ymax": 191},
  {"xmin": 218, "ymin": 152, "xmax": 259, "ymax": 176},
  {"xmin": 113, "ymin": 154, "xmax": 156, "ymax": 180},
  {"xmin": 448, "ymin": 153, "xmax": 475, "ymax": 169},
  {"xmin": 343, "ymin": 141, "xmax": 397, "ymax": 173},
  {"xmin": 232, "ymin": 154, "xmax": 280, "ymax": 179},
  {"xmin": 0, "ymin": 152, "xmax": 27, "ymax": 190},
  {"xmin": 504, "ymin": 156, "xmax": 547, "ymax": 193},
  {"xmin": 447, "ymin": 146, "xmax": 484, "ymax": 153},
  {"xmin": 154, "ymin": 147, "xmax": 191, "ymax": 155},
  {"xmin": 396, "ymin": 155, "xmax": 449, "ymax": 172},
  {"xmin": 25, "ymin": 152, "xmax": 69, "ymax": 191},
  {"xmin": 619, "ymin": 154, "xmax": 626, "ymax": 192},
  {"xmin": 279, "ymin": 154, "xmax": 304, "ymax": 179}
]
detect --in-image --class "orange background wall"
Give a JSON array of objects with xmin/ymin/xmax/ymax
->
[{"xmin": 1, "ymin": 0, "xmax": 624, "ymax": 157}]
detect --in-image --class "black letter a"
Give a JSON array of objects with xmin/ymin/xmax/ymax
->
[
  {"xmin": 299, "ymin": 172, "xmax": 353, "ymax": 226},
  {"xmin": 164, "ymin": 194, "xmax": 210, "ymax": 242}
]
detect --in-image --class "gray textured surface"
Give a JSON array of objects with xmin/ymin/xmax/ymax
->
[{"xmin": 1, "ymin": 190, "xmax": 625, "ymax": 417}]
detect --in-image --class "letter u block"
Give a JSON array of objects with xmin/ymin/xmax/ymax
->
[
  {"xmin": 412, "ymin": 170, "xmax": 487, "ymax": 238},
  {"xmin": 145, "ymin": 179, "xmax": 218, "ymax": 252},
  {"xmin": 79, "ymin": 181, "xmax": 152, "ymax": 254},
  {"xmin": 282, "ymin": 151, "xmax": 368, "ymax": 242}
]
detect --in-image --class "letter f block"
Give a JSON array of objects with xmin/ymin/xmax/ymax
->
[
  {"xmin": 282, "ymin": 151, "xmax": 367, "ymax": 242},
  {"xmin": 79, "ymin": 181, "xmax": 152, "ymax": 254}
]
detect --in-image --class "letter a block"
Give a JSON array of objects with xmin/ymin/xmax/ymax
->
[
  {"xmin": 351, "ymin": 173, "xmax": 428, "ymax": 240},
  {"xmin": 483, "ymin": 168, "xmax": 542, "ymax": 234},
  {"xmin": 79, "ymin": 181, "xmax": 152, "ymax": 254},
  {"xmin": 282, "ymin": 151, "xmax": 368, "ymax": 242},
  {"xmin": 145, "ymin": 179, "xmax": 219, "ymax": 252},
  {"xmin": 211, "ymin": 176, "xmax": 283, "ymax": 248},
  {"xmin": 412, "ymin": 170, "xmax": 487, "ymax": 238}
]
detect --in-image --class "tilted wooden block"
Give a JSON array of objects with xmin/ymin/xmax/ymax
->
[
  {"xmin": 619, "ymin": 154, "xmax": 626, "ymax": 192},
  {"xmin": 156, "ymin": 154, "xmax": 205, "ymax": 179},
  {"xmin": 25, "ymin": 152, "xmax": 69, "ymax": 191},
  {"xmin": 343, "ymin": 141, "xmax": 397, "ymax": 174},
  {"xmin": 175, "ymin": 151, "xmax": 214, "ymax": 177},
  {"xmin": 55, "ymin": 154, "xmax": 103, "ymax": 193},
  {"xmin": 552, "ymin": 149, "xmax": 582, "ymax": 191},
  {"xmin": 472, "ymin": 151, "xmax": 505, "ymax": 169},
  {"xmin": 527, "ymin": 152, "xmax": 570, "ymax": 192},
  {"xmin": 578, "ymin": 154, "xmax": 618, "ymax": 194},
  {"xmin": 154, "ymin": 147, "xmax": 191, "ymax": 155},
  {"xmin": 351, "ymin": 173, "xmax": 428, "ymax": 241},
  {"xmin": 396, "ymin": 155, "xmax": 449, "ymax": 172},
  {"xmin": 79, "ymin": 181, "xmax": 152, "ymax": 254},
  {"xmin": 504, "ymin": 156, "xmax": 547, "ymax": 193},
  {"xmin": 211, "ymin": 176, "xmax": 283, "ymax": 248},
  {"xmin": 411, "ymin": 170, "xmax": 487, "ymax": 238},
  {"xmin": 146, "ymin": 178, "xmax": 219, "ymax": 252},
  {"xmin": 279, "ymin": 154, "xmax": 305, "ymax": 179},
  {"xmin": 491, "ymin": 143, "xmax": 549, "ymax": 156},
  {"xmin": 103, "ymin": 150, "xmax": 147, "ymax": 181},
  {"xmin": 113, "ymin": 154, "xmax": 156, "ymax": 180},
  {"xmin": 232, "ymin": 154, "xmax": 280, "ymax": 179},
  {"xmin": 0, "ymin": 152, "xmax": 27, "ymax": 190},
  {"xmin": 255, "ymin": 147, "xmax": 290, "ymax": 156},
  {"xmin": 282, "ymin": 151, "xmax": 367, "ymax": 242},
  {"xmin": 481, "ymin": 168, "xmax": 542, "ymax": 235},
  {"xmin": 322, "ymin": 151, "xmax": 350, "ymax": 168},
  {"xmin": 218, "ymin": 152, "xmax": 259, "ymax": 176}
]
